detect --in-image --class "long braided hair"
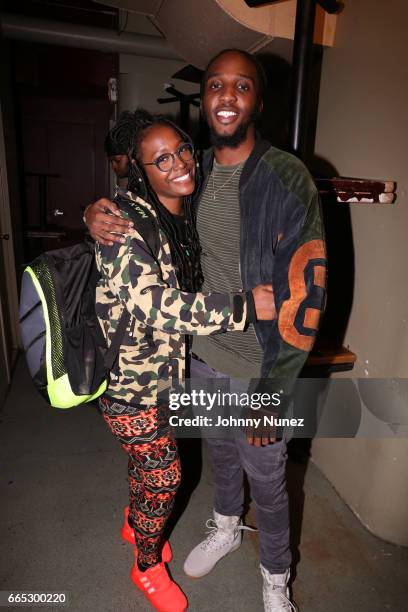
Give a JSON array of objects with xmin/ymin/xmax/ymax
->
[{"xmin": 127, "ymin": 109, "xmax": 203, "ymax": 293}]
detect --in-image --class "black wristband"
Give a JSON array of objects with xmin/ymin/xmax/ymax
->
[
  {"xmin": 246, "ymin": 290, "xmax": 257, "ymax": 323},
  {"xmin": 233, "ymin": 294, "xmax": 245, "ymax": 323}
]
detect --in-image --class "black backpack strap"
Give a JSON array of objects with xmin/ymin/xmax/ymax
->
[
  {"xmin": 114, "ymin": 192, "xmax": 160, "ymax": 259},
  {"xmin": 103, "ymin": 308, "xmax": 131, "ymax": 371}
]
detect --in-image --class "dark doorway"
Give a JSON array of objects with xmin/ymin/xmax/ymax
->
[
  {"xmin": 21, "ymin": 95, "xmax": 110, "ymax": 257},
  {"xmin": 10, "ymin": 41, "xmax": 118, "ymax": 261}
]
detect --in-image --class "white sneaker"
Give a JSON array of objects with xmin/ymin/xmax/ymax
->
[
  {"xmin": 261, "ymin": 565, "xmax": 297, "ymax": 612},
  {"xmin": 183, "ymin": 510, "xmax": 255, "ymax": 578}
]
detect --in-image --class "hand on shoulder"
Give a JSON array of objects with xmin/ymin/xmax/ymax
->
[{"xmin": 84, "ymin": 198, "xmax": 134, "ymax": 246}]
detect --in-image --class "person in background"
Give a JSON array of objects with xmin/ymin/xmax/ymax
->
[{"xmin": 104, "ymin": 111, "xmax": 134, "ymax": 188}]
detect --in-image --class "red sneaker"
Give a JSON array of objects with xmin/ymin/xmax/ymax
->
[
  {"xmin": 121, "ymin": 507, "xmax": 172, "ymax": 563},
  {"xmin": 131, "ymin": 561, "xmax": 188, "ymax": 612}
]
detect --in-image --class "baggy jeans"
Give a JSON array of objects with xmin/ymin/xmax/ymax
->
[{"xmin": 190, "ymin": 357, "xmax": 291, "ymax": 574}]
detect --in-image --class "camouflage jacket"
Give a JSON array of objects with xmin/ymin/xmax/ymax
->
[{"xmin": 95, "ymin": 191, "xmax": 248, "ymax": 407}]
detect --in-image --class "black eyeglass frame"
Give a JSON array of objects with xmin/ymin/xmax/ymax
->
[{"xmin": 141, "ymin": 142, "xmax": 195, "ymax": 173}]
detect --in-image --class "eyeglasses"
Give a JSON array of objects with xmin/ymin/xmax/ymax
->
[{"xmin": 142, "ymin": 143, "xmax": 195, "ymax": 173}]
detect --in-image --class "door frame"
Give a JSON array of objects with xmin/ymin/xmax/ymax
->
[{"xmin": 0, "ymin": 99, "xmax": 20, "ymax": 396}]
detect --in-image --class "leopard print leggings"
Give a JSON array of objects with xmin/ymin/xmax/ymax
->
[{"xmin": 99, "ymin": 397, "xmax": 181, "ymax": 567}]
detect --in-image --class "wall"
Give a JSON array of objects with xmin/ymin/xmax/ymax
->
[
  {"xmin": 119, "ymin": 54, "xmax": 200, "ymax": 136},
  {"xmin": 0, "ymin": 37, "xmax": 23, "ymax": 386},
  {"xmin": 312, "ymin": 0, "xmax": 408, "ymax": 545}
]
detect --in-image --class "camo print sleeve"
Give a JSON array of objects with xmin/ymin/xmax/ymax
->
[{"xmin": 98, "ymin": 229, "xmax": 247, "ymax": 335}]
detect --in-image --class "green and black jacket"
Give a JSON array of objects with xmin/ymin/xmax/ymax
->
[{"xmin": 199, "ymin": 139, "xmax": 327, "ymax": 392}]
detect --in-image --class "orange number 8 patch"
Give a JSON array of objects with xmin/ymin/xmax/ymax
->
[{"xmin": 278, "ymin": 239, "xmax": 327, "ymax": 351}]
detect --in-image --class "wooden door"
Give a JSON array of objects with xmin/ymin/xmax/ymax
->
[{"xmin": 21, "ymin": 97, "xmax": 110, "ymax": 259}]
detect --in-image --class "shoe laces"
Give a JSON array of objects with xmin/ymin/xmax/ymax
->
[
  {"xmin": 264, "ymin": 590, "xmax": 297, "ymax": 612},
  {"xmin": 263, "ymin": 581, "xmax": 297, "ymax": 612},
  {"xmin": 202, "ymin": 518, "xmax": 257, "ymax": 551}
]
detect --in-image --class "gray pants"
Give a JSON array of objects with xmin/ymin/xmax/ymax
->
[{"xmin": 190, "ymin": 358, "xmax": 291, "ymax": 574}]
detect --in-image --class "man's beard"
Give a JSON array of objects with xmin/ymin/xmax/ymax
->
[{"xmin": 207, "ymin": 110, "xmax": 258, "ymax": 149}]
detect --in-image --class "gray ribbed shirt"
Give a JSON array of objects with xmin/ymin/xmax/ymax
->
[{"xmin": 193, "ymin": 159, "xmax": 263, "ymax": 378}]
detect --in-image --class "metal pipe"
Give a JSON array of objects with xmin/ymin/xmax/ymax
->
[
  {"xmin": 288, "ymin": 0, "xmax": 317, "ymax": 160},
  {"xmin": 0, "ymin": 12, "xmax": 180, "ymax": 60}
]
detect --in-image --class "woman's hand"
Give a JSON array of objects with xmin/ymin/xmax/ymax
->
[
  {"xmin": 84, "ymin": 198, "xmax": 134, "ymax": 245},
  {"xmin": 252, "ymin": 284, "xmax": 276, "ymax": 320}
]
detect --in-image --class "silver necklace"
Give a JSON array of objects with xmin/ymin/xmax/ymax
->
[{"xmin": 211, "ymin": 165, "xmax": 242, "ymax": 200}]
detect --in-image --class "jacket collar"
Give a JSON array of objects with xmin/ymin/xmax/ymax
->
[
  {"xmin": 115, "ymin": 187, "xmax": 157, "ymax": 219},
  {"xmin": 201, "ymin": 136, "xmax": 271, "ymax": 189}
]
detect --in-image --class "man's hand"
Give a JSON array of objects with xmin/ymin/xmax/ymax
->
[
  {"xmin": 84, "ymin": 198, "xmax": 133, "ymax": 246},
  {"xmin": 252, "ymin": 284, "xmax": 276, "ymax": 320},
  {"xmin": 245, "ymin": 407, "xmax": 278, "ymax": 446}
]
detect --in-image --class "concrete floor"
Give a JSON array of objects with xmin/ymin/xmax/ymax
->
[{"xmin": 1, "ymin": 357, "xmax": 407, "ymax": 611}]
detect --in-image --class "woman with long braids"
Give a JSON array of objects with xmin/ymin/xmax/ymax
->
[{"xmin": 94, "ymin": 109, "xmax": 275, "ymax": 612}]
